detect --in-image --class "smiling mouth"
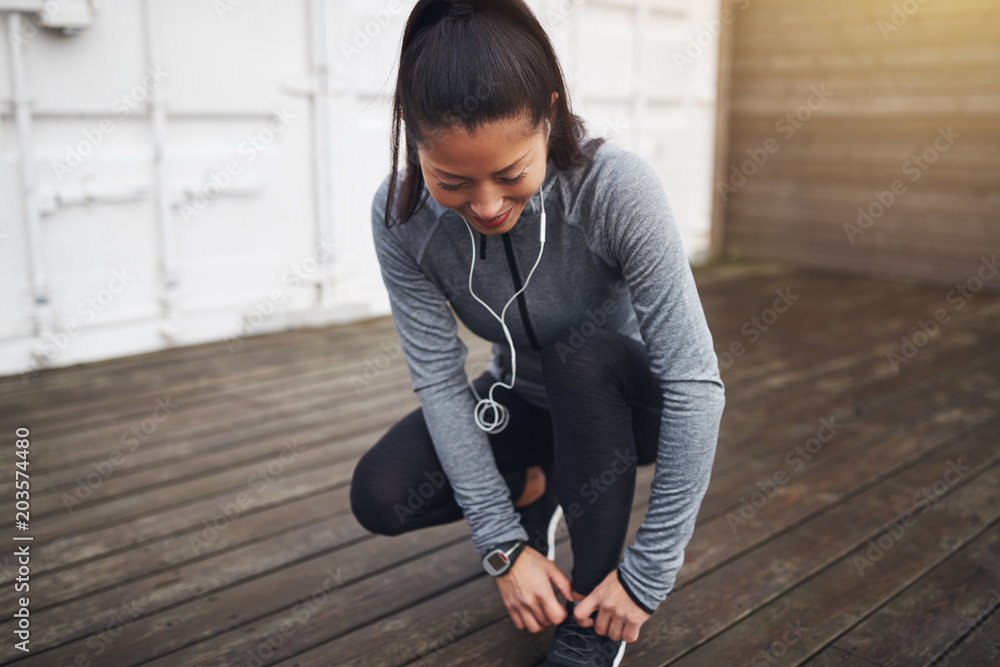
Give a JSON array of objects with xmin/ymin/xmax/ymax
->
[{"xmin": 471, "ymin": 205, "xmax": 514, "ymax": 228}]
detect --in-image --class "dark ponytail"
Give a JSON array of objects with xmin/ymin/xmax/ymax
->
[{"xmin": 385, "ymin": 0, "xmax": 603, "ymax": 228}]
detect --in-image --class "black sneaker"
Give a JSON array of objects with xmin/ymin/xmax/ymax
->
[
  {"xmin": 516, "ymin": 459, "xmax": 562, "ymax": 560},
  {"xmin": 541, "ymin": 601, "xmax": 626, "ymax": 666}
]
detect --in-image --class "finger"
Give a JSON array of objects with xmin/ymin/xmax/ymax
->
[
  {"xmin": 526, "ymin": 600, "xmax": 551, "ymax": 630},
  {"xmin": 506, "ymin": 603, "xmax": 524, "ymax": 630},
  {"xmin": 539, "ymin": 586, "xmax": 568, "ymax": 625},
  {"xmin": 521, "ymin": 606, "xmax": 544, "ymax": 633},
  {"xmin": 623, "ymin": 621, "xmax": 641, "ymax": 643},
  {"xmin": 593, "ymin": 608, "xmax": 611, "ymax": 637},
  {"xmin": 574, "ymin": 593, "xmax": 598, "ymax": 628},
  {"xmin": 607, "ymin": 615, "xmax": 625, "ymax": 642},
  {"xmin": 548, "ymin": 564, "xmax": 574, "ymax": 602}
]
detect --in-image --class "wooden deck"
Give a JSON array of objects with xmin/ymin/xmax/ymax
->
[{"xmin": 1, "ymin": 259, "xmax": 998, "ymax": 667}]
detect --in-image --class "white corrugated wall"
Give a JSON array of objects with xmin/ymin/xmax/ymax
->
[{"xmin": 0, "ymin": 0, "xmax": 721, "ymax": 379}]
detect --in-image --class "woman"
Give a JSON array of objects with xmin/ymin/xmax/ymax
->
[{"xmin": 349, "ymin": 1, "xmax": 725, "ymax": 665}]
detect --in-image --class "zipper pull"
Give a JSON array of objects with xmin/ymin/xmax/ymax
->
[{"xmin": 479, "ymin": 232, "xmax": 488, "ymax": 260}]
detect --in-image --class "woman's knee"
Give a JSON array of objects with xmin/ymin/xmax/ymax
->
[
  {"xmin": 349, "ymin": 448, "xmax": 407, "ymax": 536},
  {"xmin": 349, "ymin": 442, "xmax": 453, "ymax": 536}
]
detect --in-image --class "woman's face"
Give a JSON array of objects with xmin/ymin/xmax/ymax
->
[{"xmin": 417, "ymin": 114, "xmax": 549, "ymax": 236}]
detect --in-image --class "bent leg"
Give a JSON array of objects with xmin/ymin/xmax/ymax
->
[
  {"xmin": 541, "ymin": 327, "xmax": 662, "ymax": 597},
  {"xmin": 349, "ymin": 370, "xmax": 554, "ymax": 536}
]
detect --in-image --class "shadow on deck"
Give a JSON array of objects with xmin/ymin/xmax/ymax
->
[{"xmin": 0, "ymin": 259, "xmax": 998, "ymax": 667}]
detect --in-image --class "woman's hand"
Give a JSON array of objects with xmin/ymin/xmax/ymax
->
[
  {"xmin": 495, "ymin": 546, "xmax": 574, "ymax": 632},
  {"xmin": 572, "ymin": 569, "xmax": 651, "ymax": 643}
]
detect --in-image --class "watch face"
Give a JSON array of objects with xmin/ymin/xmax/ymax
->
[{"xmin": 487, "ymin": 552, "xmax": 508, "ymax": 571}]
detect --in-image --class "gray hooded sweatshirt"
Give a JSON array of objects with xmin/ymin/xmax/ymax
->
[{"xmin": 370, "ymin": 139, "xmax": 725, "ymax": 614}]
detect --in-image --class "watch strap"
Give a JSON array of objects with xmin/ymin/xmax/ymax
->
[
  {"xmin": 484, "ymin": 539, "xmax": 526, "ymax": 576},
  {"xmin": 503, "ymin": 540, "xmax": 527, "ymax": 572}
]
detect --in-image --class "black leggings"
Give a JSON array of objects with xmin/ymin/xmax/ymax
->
[{"xmin": 349, "ymin": 327, "xmax": 662, "ymax": 597}]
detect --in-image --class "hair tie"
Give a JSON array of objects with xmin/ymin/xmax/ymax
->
[{"xmin": 449, "ymin": 3, "xmax": 475, "ymax": 17}]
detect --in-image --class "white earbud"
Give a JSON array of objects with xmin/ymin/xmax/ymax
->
[
  {"xmin": 463, "ymin": 185, "xmax": 547, "ymax": 433},
  {"xmin": 540, "ymin": 119, "xmax": 549, "ymax": 243},
  {"xmin": 539, "ymin": 173, "xmax": 546, "ymax": 244}
]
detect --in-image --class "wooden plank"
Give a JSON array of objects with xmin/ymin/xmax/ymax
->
[
  {"xmin": 725, "ymin": 219, "xmax": 1000, "ymax": 263},
  {"xmin": 829, "ymin": 521, "xmax": 1000, "ymax": 665},
  {"xmin": 664, "ymin": 462, "xmax": 1000, "ymax": 666},
  {"xmin": 735, "ymin": 0, "xmax": 1000, "ymax": 31},
  {"xmin": 727, "ymin": 116, "xmax": 1000, "ymax": 144},
  {"xmin": 0, "ymin": 328, "xmax": 397, "ymax": 437},
  {"xmin": 800, "ymin": 645, "xmax": 884, "ymax": 667},
  {"xmin": 724, "ymin": 242, "xmax": 1000, "ymax": 295},
  {"xmin": 5, "ymin": 518, "xmax": 475, "ymax": 665},
  {"xmin": 734, "ymin": 28, "xmax": 1000, "ymax": 60},
  {"xmin": 6, "ymin": 393, "xmax": 417, "ymax": 538},
  {"xmin": 940, "ymin": 622, "xmax": 1000, "ymax": 665},
  {"xmin": 0, "ymin": 314, "xmax": 392, "ymax": 399},
  {"xmin": 720, "ymin": 0, "xmax": 1000, "ymax": 284}
]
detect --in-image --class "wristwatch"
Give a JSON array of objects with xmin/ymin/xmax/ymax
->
[{"xmin": 482, "ymin": 539, "xmax": 526, "ymax": 577}]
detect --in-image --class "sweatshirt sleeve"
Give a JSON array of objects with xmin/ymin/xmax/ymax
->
[
  {"xmin": 599, "ymin": 152, "xmax": 726, "ymax": 614},
  {"xmin": 370, "ymin": 180, "xmax": 529, "ymax": 556}
]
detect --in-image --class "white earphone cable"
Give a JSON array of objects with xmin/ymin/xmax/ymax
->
[{"xmin": 463, "ymin": 182, "xmax": 547, "ymax": 433}]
